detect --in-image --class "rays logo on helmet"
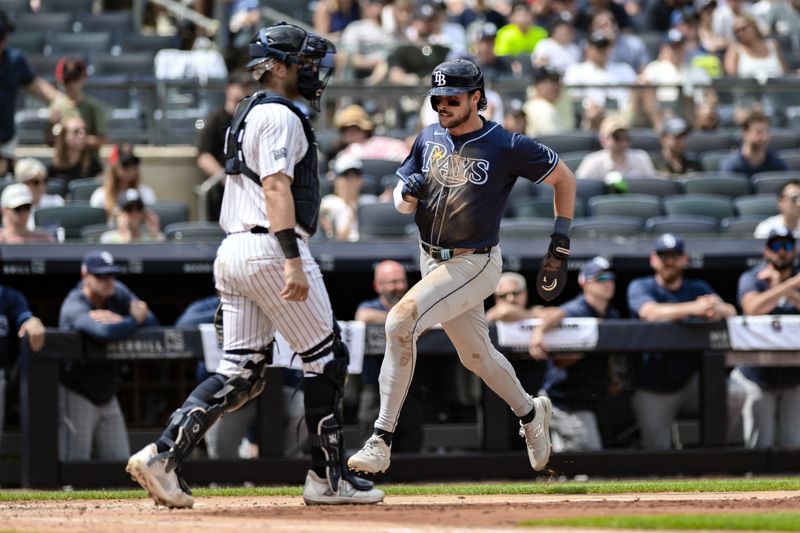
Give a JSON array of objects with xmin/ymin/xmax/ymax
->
[{"xmin": 433, "ymin": 70, "xmax": 447, "ymax": 86}]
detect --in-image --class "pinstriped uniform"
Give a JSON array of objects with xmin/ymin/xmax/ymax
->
[{"xmin": 215, "ymin": 102, "xmax": 334, "ymax": 378}]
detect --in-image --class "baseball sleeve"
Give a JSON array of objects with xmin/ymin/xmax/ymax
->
[
  {"xmin": 253, "ymin": 104, "xmax": 309, "ymax": 180},
  {"xmin": 509, "ymin": 134, "xmax": 559, "ymax": 184}
]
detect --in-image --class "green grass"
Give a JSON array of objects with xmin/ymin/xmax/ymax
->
[
  {"xmin": 521, "ymin": 512, "xmax": 800, "ymax": 531},
  {"xmin": 1, "ymin": 477, "xmax": 799, "ymax": 502}
]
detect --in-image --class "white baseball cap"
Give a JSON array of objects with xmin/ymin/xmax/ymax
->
[
  {"xmin": 1, "ymin": 183, "xmax": 34, "ymax": 209},
  {"xmin": 333, "ymin": 154, "xmax": 363, "ymax": 176}
]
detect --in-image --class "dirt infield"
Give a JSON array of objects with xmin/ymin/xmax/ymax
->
[{"xmin": 3, "ymin": 490, "xmax": 799, "ymax": 533}]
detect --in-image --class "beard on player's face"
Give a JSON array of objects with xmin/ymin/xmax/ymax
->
[{"xmin": 438, "ymin": 94, "xmax": 473, "ymax": 129}]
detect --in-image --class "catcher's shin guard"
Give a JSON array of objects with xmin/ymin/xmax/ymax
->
[{"xmin": 155, "ymin": 356, "xmax": 270, "ymax": 471}]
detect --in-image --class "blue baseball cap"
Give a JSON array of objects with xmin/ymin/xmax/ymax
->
[
  {"xmin": 83, "ymin": 250, "xmax": 121, "ymax": 275},
  {"xmin": 579, "ymin": 256, "xmax": 612, "ymax": 282},
  {"xmin": 654, "ymin": 233, "xmax": 685, "ymax": 253}
]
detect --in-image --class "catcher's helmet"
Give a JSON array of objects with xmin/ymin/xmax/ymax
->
[{"xmin": 428, "ymin": 59, "xmax": 484, "ymax": 96}]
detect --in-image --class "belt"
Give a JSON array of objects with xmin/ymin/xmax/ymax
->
[
  {"xmin": 229, "ymin": 226, "xmax": 303, "ymax": 238},
  {"xmin": 421, "ymin": 241, "xmax": 492, "ymax": 261}
]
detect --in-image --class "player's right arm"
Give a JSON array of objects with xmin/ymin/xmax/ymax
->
[{"xmin": 263, "ymin": 172, "xmax": 309, "ymax": 302}]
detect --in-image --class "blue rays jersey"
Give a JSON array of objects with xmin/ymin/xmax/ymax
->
[{"xmin": 397, "ymin": 119, "xmax": 559, "ymax": 248}]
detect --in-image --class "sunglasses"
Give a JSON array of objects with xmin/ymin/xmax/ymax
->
[
  {"xmin": 12, "ymin": 204, "xmax": 32, "ymax": 213},
  {"xmin": 27, "ymin": 179, "xmax": 45, "ymax": 186},
  {"xmin": 495, "ymin": 289, "xmax": 524, "ymax": 299},
  {"xmin": 431, "ymin": 96, "xmax": 462, "ymax": 108},
  {"xmin": 768, "ymin": 240, "xmax": 795, "ymax": 253},
  {"xmin": 93, "ymin": 273, "xmax": 115, "ymax": 281},
  {"xmin": 612, "ymin": 131, "xmax": 630, "ymax": 142},
  {"xmin": 657, "ymin": 251, "xmax": 683, "ymax": 261},
  {"xmin": 122, "ymin": 204, "xmax": 144, "ymax": 213},
  {"xmin": 592, "ymin": 272, "xmax": 616, "ymax": 282}
]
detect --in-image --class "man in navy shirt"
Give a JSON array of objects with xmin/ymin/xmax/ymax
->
[
  {"xmin": 720, "ymin": 111, "xmax": 788, "ymax": 178},
  {"xmin": 529, "ymin": 257, "xmax": 628, "ymax": 451},
  {"xmin": 0, "ymin": 285, "xmax": 45, "ymax": 448},
  {"xmin": 627, "ymin": 234, "xmax": 741, "ymax": 449},
  {"xmin": 732, "ymin": 227, "xmax": 800, "ymax": 448},
  {"xmin": 348, "ymin": 59, "xmax": 577, "ymax": 476},
  {"xmin": 58, "ymin": 251, "xmax": 158, "ymax": 461},
  {"xmin": 0, "ymin": 10, "xmax": 61, "ymax": 170}
]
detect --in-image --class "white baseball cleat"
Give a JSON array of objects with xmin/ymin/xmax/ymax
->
[
  {"xmin": 126, "ymin": 443, "xmax": 194, "ymax": 509},
  {"xmin": 346, "ymin": 434, "xmax": 392, "ymax": 474},
  {"xmin": 302, "ymin": 470, "xmax": 385, "ymax": 505},
  {"xmin": 519, "ymin": 396, "xmax": 552, "ymax": 472}
]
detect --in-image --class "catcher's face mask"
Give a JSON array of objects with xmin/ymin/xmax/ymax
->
[{"xmin": 295, "ymin": 33, "xmax": 336, "ymax": 112}]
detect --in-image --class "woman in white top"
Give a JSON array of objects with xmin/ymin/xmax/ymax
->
[
  {"xmin": 90, "ymin": 143, "xmax": 156, "ymax": 222},
  {"xmin": 724, "ymin": 15, "xmax": 788, "ymax": 80}
]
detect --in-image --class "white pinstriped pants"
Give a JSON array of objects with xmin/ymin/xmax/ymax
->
[
  {"xmin": 375, "ymin": 245, "xmax": 534, "ymax": 433},
  {"xmin": 213, "ymin": 232, "xmax": 334, "ymax": 378}
]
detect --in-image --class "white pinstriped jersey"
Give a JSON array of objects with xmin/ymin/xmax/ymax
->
[{"xmin": 219, "ymin": 103, "xmax": 309, "ymax": 233}]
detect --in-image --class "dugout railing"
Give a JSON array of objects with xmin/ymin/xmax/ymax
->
[{"xmin": 11, "ymin": 320, "xmax": 800, "ymax": 489}]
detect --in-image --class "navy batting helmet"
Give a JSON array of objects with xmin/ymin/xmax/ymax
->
[{"xmin": 428, "ymin": 59, "xmax": 484, "ymax": 96}]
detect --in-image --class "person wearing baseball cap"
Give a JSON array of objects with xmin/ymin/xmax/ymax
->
[
  {"xmin": 330, "ymin": 104, "xmax": 409, "ymax": 163},
  {"xmin": 99, "ymin": 188, "xmax": 165, "ymax": 244},
  {"xmin": 0, "ymin": 183, "xmax": 55, "ymax": 244},
  {"xmin": 732, "ymin": 226, "xmax": 800, "ymax": 448},
  {"xmin": 575, "ymin": 115, "xmax": 657, "ymax": 181},
  {"xmin": 627, "ymin": 234, "xmax": 742, "ymax": 449},
  {"xmin": 528, "ymin": 256, "xmax": 624, "ymax": 451},
  {"xmin": 50, "ymin": 56, "xmax": 108, "ymax": 151},
  {"xmin": 14, "ymin": 157, "xmax": 65, "ymax": 230},
  {"xmin": 58, "ymin": 250, "xmax": 158, "ymax": 463},
  {"xmin": 651, "ymin": 117, "xmax": 703, "ymax": 176},
  {"xmin": 319, "ymin": 154, "xmax": 371, "ymax": 241}
]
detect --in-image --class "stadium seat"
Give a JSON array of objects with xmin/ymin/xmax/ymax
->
[
  {"xmin": 360, "ymin": 159, "xmax": 400, "ymax": 180},
  {"xmin": 34, "ymin": 206, "xmax": 106, "ymax": 240},
  {"xmin": 68, "ymin": 178, "xmax": 102, "ymax": 203},
  {"xmin": 25, "ymin": 53, "xmax": 61, "ymax": 76},
  {"xmin": 767, "ymin": 130, "xmax": 800, "ymax": 151},
  {"xmin": 558, "ymin": 151, "xmax": 591, "ymax": 172},
  {"xmin": 165, "ymin": 222, "xmax": 226, "ymax": 243},
  {"xmin": 73, "ymin": 12, "xmax": 134, "ymax": 33},
  {"xmin": 628, "ymin": 129, "xmax": 661, "ymax": 152},
  {"xmin": 538, "ymin": 178, "xmax": 605, "ymax": 203},
  {"xmin": 46, "ymin": 178, "xmax": 67, "ymax": 197},
  {"xmin": 14, "ymin": 12, "xmax": 72, "ymax": 33},
  {"xmin": 7, "ymin": 32, "xmax": 46, "ymax": 54},
  {"xmin": 645, "ymin": 215, "xmax": 719, "ymax": 234},
  {"xmin": 0, "ymin": 0, "xmax": 31, "ymax": 13},
  {"xmin": 49, "ymin": 31, "xmax": 113, "ymax": 55},
  {"xmin": 588, "ymin": 194, "xmax": 663, "ymax": 221},
  {"xmin": 752, "ymin": 171, "xmax": 800, "ymax": 194},
  {"xmin": 699, "ymin": 150, "xmax": 735, "ymax": 171},
  {"xmin": 571, "ymin": 216, "xmax": 644, "ymax": 238},
  {"xmin": 777, "ymin": 150, "xmax": 800, "ymax": 171},
  {"xmin": 40, "ymin": 0, "xmax": 93, "ymax": 11},
  {"xmin": 733, "ymin": 194, "xmax": 779, "ymax": 217},
  {"xmin": 663, "ymin": 193, "xmax": 735, "ymax": 221},
  {"xmin": 80, "ymin": 223, "xmax": 111, "ymax": 243},
  {"xmin": 499, "ymin": 218, "xmax": 554, "ymax": 239},
  {"xmin": 623, "ymin": 178, "xmax": 682, "ymax": 196},
  {"xmin": 149, "ymin": 201, "xmax": 191, "ymax": 229},
  {"xmin": 685, "ymin": 131, "xmax": 733, "ymax": 153},
  {"xmin": 117, "ymin": 34, "xmax": 180, "ymax": 54},
  {"xmin": 720, "ymin": 216, "xmax": 765, "ymax": 236},
  {"xmin": 510, "ymin": 197, "xmax": 586, "ymax": 218},
  {"xmin": 536, "ymin": 133, "xmax": 599, "ymax": 153},
  {"xmin": 91, "ymin": 53, "xmax": 155, "ymax": 78},
  {"xmin": 679, "ymin": 176, "xmax": 753, "ymax": 197},
  {"xmin": 357, "ymin": 203, "xmax": 415, "ymax": 239},
  {"xmin": 690, "ymin": 170, "xmax": 749, "ymax": 181}
]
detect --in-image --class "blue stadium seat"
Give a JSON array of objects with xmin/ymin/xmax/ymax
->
[
  {"xmin": 0, "ymin": 0, "xmax": 31, "ymax": 13},
  {"xmin": 40, "ymin": 0, "xmax": 93, "ymax": 12},
  {"xmin": 679, "ymin": 176, "xmax": 753, "ymax": 197},
  {"xmin": 588, "ymin": 194, "xmax": 663, "ymax": 221},
  {"xmin": 7, "ymin": 31, "xmax": 46, "ymax": 54},
  {"xmin": 558, "ymin": 151, "xmax": 591, "ymax": 172},
  {"xmin": 117, "ymin": 34, "xmax": 179, "ymax": 54},
  {"xmin": 358, "ymin": 203, "xmax": 415, "ymax": 239},
  {"xmin": 68, "ymin": 178, "xmax": 102, "ymax": 203},
  {"xmin": 536, "ymin": 133, "xmax": 599, "ymax": 153},
  {"xmin": 752, "ymin": 171, "xmax": 800, "ymax": 194},
  {"xmin": 149, "ymin": 201, "xmax": 191, "ymax": 229},
  {"xmin": 49, "ymin": 31, "xmax": 112, "ymax": 55},
  {"xmin": 14, "ymin": 12, "xmax": 72, "ymax": 32},
  {"xmin": 733, "ymin": 194, "xmax": 779, "ymax": 217},
  {"xmin": 628, "ymin": 129, "xmax": 661, "ymax": 152},
  {"xmin": 623, "ymin": 178, "xmax": 682, "ymax": 196},
  {"xmin": 571, "ymin": 216, "xmax": 644, "ymax": 238},
  {"xmin": 663, "ymin": 193, "xmax": 735, "ymax": 221},
  {"xmin": 645, "ymin": 215, "xmax": 719, "ymax": 234},
  {"xmin": 510, "ymin": 197, "xmax": 586, "ymax": 218},
  {"xmin": 720, "ymin": 216, "xmax": 765, "ymax": 236},
  {"xmin": 777, "ymin": 150, "xmax": 800, "ymax": 171},
  {"xmin": 91, "ymin": 53, "xmax": 155, "ymax": 78},
  {"xmin": 499, "ymin": 218, "xmax": 554, "ymax": 239},
  {"xmin": 699, "ymin": 150, "xmax": 735, "ymax": 171},
  {"xmin": 34, "ymin": 206, "xmax": 106, "ymax": 240},
  {"xmin": 165, "ymin": 222, "xmax": 225, "ymax": 243},
  {"xmin": 25, "ymin": 53, "xmax": 61, "ymax": 77},
  {"xmin": 685, "ymin": 131, "xmax": 733, "ymax": 153},
  {"xmin": 73, "ymin": 12, "xmax": 134, "ymax": 33}
]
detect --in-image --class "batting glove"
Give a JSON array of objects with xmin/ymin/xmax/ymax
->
[
  {"xmin": 402, "ymin": 172, "xmax": 427, "ymax": 201},
  {"xmin": 536, "ymin": 233, "xmax": 570, "ymax": 301}
]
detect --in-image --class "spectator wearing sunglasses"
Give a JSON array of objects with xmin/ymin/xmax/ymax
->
[
  {"xmin": 99, "ymin": 189, "xmax": 164, "ymax": 244},
  {"xmin": 732, "ymin": 227, "xmax": 800, "ymax": 448},
  {"xmin": 528, "ymin": 257, "xmax": 631, "ymax": 452},
  {"xmin": 627, "ymin": 234, "xmax": 744, "ymax": 449},
  {"xmin": 486, "ymin": 272, "xmax": 544, "ymax": 323},
  {"xmin": 14, "ymin": 157, "xmax": 65, "ymax": 231},
  {"xmin": 575, "ymin": 115, "xmax": 656, "ymax": 182},
  {"xmin": 0, "ymin": 183, "xmax": 55, "ymax": 244},
  {"xmin": 754, "ymin": 180, "xmax": 800, "ymax": 239},
  {"xmin": 90, "ymin": 144, "xmax": 156, "ymax": 222}
]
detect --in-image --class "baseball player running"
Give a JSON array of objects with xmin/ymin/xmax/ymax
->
[
  {"xmin": 127, "ymin": 22, "xmax": 383, "ymax": 507},
  {"xmin": 348, "ymin": 58, "xmax": 577, "ymax": 475}
]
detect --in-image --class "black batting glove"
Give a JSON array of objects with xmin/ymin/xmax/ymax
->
[
  {"xmin": 402, "ymin": 172, "xmax": 427, "ymax": 201},
  {"xmin": 536, "ymin": 233, "xmax": 570, "ymax": 301}
]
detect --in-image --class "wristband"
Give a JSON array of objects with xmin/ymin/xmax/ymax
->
[
  {"xmin": 274, "ymin": 229, "xmax": 300, "ymax": 259},
  {"xmin": 554, "ymin": 216, "xmax": 572, "ymax": 236}
]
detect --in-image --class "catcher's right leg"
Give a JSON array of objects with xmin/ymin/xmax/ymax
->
[{"xmin": 126, "ymin": 348, "xmax": 270, "ymax": 508}]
